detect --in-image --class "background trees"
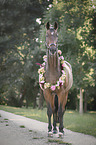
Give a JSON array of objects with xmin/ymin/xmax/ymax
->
[
  {"xmin": 39, "ymin": 0, "xmax": 96, "ymax": 112},
  {"xmin": 0, "ymin": 0, "xmax": 52, "ymax": 107},
  {"xmin": 0, "ymin": 0, "xmax": 95, "ymax": 111}
]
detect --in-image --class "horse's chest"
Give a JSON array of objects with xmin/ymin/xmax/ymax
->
[{"xmin": 45, "ymin": 70, "xmax": 60, "ymax": 84}]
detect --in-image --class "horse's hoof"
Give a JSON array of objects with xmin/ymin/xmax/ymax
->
[
  {"xmin": 48, "ymin": 131, "xmax": 53, "ymax": 137},
  {"xmin": 58, "ymin": 132, "xmax": 64, "ymax": 138},
  {"xmin": 53, "ymin": 129, "xmax": 57, "ymax": 134}
]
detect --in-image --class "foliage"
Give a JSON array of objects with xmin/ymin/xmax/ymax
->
[
  {"xmin": 0, "ymin": 0, "xmax": 53, "ymax": 107},
  {"xmin": 0, "ymin": 0, "xmax": 95, "ymax": 110},
  {"xmin": 39, "ymin": 0, "xmax": 96, "ymax": 110}
]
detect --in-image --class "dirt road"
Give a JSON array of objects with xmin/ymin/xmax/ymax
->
[{"xmin": 0, "ymin": 110, "xmax": 96, "ymax": 145}]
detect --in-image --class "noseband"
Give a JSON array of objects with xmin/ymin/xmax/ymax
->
[
  {"xmin": 49, "ymin": 43, "xmax": 56, "ymax": 47},
  {"xmin": 46, "ymin": 43, "xmax": 58, "ymax": 49}
]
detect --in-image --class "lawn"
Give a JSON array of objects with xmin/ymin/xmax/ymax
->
[{"xmin": 0, "ymin": 105, "xmax": 96, "ymax": 137}]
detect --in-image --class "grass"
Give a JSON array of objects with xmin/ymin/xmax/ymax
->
[
  {"xmin": 20, "ymin": 125, "xmax": 25, "ymax": 128},
  {"xmin": 64, "ymin": 110, "xmax": 96, "ymax": 136},
  {"xmin": 0, "ymin": 105, "xmax": 48, "ymax": 123},
  {"xmin": 4, "ymin": 118, "xmax": 8, "ymax": 120},
  {"xmin": 29, "ymin": 130, "xmax": 33, "ymax": 132},
  {"xmin": 33, "ymin": 137, "xmax": 44, "ymax": 139},
  {"xmin": 48, "ymin": 139, "xmax": 71, "ymax": 145},
  {"xmin": 0, "ymin": 105, "xmax": 96, "ymax": 137},
  {"xmin": 6, "ymin": 124, "xmax": 9, "ymax": 126}
]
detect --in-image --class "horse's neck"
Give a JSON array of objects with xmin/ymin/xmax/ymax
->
[
  {"xmin": 46, "ymin": 52, "xmax": 61, "ymax": 84},
  {"xmin": 47, "ymin": 54, "xmax": 57, "ymax": 70}
]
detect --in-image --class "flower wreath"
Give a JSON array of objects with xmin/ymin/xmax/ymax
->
[{"xmin": 38, "ymin": 50, "xmax": 66, "ymax": 91}]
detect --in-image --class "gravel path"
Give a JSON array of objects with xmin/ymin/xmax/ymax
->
[{"xmin": 0, "ymin": 110, "xmax": 96, "ymax": 145}]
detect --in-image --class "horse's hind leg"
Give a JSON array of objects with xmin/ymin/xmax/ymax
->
[{"xmin": 47, "ymin": 103, "xmax": 52, "ymax": 132}]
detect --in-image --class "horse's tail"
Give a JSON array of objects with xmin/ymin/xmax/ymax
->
[{"xmin": 54, "ymin": 94, "xmax": 59, "ymax": 123}]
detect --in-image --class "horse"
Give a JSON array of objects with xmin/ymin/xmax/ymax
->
[{"xmin": 38, "ymin": 22, "xmax": 73, "ymax": 137}]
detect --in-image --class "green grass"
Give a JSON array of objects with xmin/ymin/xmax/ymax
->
[
  {"xmin": 48, "ymin": 139, "xmax": 71, "ymax": 145},
  {"xmin": 0, "ymin": 105, "xmax": 48, "ymax": 123},
  {"xmin": 20, "ymin": 125, "xmax": 25, "ymax": 128},
  {"xmin": 64, "ymin": 110, "xmax": 96, "ymax": 137},
  {"xmin": 0, "ymin": 105, "xmax": 96, "ymax": 137}
]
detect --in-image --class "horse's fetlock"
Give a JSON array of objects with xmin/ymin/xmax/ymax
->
[{"xmin": 48, "ymin": 125, "xmax": 52, "ymax": 132}]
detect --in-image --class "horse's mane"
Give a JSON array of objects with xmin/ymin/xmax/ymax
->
[{"xmin": 64, "ymin": 61, "xmax": 73, "ymax": 92}]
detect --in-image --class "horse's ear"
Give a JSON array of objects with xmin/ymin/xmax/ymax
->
[
  {"xmin": 54, "ymin": 22, "xmax": 58, "ymax": 30},
  {"xmin": 46, "ymin": 22, "xmax": 50, "ymax": 30}
]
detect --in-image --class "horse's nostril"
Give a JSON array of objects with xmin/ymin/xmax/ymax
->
[{"xmin": 50, "ymin": 47, "xmax": 56, "ymax": 54}]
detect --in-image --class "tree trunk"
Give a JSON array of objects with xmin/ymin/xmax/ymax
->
[
  {"xmin": 84, "ymin": 90, "xmax": 87, "ymax": 113},
  {"xmin": 79, "ymin": 88, "xmax": 83, "ymax": 114},
  {"xmin": 26, "ymin": 96, "xmax": 28, "ymax": 109},
  {"xmin": 19, "ymin": 94, "xmax": 24, "ymax": 107},
  {"xmin": 33, "ymin": 97, "xmax": 36, "ymax": 109},
  {"xmin": 19, "ymin": 88, "xmax": 26, "ymax": 107},
  {"xmin": 76, "ymin": 98, "xmax": 78, "ymax": 111}
]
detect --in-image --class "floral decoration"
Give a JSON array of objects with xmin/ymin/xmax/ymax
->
[{"xmin": 38, "ymin": 50, "xmax": 66, "ymax": 91}]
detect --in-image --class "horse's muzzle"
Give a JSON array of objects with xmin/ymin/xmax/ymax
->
[{"xmin": 49, "ymin": 46, "xmax": 57, "ymax": 55}]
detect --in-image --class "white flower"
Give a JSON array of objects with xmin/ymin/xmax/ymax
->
[
  {"xmin": 42, "ymin": 62, "xmax": 46, "ymax": 66},
  {"xmin": 44, "ymin": 83, "xmax": 51, "ymax": 89},
  {"xmin": 43, "ymin": 55, "xmax": 47, "ymax": 62},
  {"xmin": 40, "ymin": 80, "xmax": 45, "ymax": 84},
  {"xmin": 58, "ymin": 50, "xmax": 62, "ymax": 55},
  {"xmin": 38, "ymin": 67, "xmax": 45, "ymax": 74},
  {"xmin": 59, "ymin": 56, "xmax": 64, "ymax": 60},
  {"xmin": 40, "ymin": 76, "xmax": 44, "ymax": 81},
  {"xmin": 59, "ymin": 77, "xmax": 63, "ymax": 83},
  {"xmin": 39, "ymin": 74, "xmax": 43, "ymax": 78},
  {"xmin": 62, "ymin": 70, "xmax": 65, "ymax": 74}
]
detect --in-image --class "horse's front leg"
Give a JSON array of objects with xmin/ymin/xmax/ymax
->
[
  {"xmin": 47, "ymin": 103, "xmax": 52, "ymax": 133},
  {"xmin": 53, "ymin": 113, "xmax": 57, "ymax": 134},
  {"xmin": 58, "ymin": 92, "xmax": 68, "ymax": 137},
  {"xmin": 58, "ymin": 103, "xmax": 64, "ymax": 134}
]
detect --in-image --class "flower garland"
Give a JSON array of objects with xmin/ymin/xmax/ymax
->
[{"xmin": 38, "ymin": 50, "xmax": 66, "ymax": 91}]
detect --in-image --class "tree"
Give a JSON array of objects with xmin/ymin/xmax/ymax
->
[
  {"xmin": 39, "ymin": 0, "xmax": 96, "ymax": 111},
  {"xmin": 0, "ymin": 0, "xmax": 53, "ymax": 107}
]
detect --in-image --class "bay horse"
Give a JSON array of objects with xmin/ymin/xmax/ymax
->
[{"xmin": 39, "ymin": 22, "xmax": 73, "ymax": 137}]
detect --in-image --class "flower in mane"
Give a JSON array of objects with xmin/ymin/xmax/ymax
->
[{"xmin": 38, "ymin": 50, "xmax": 66, "ymax": 91}]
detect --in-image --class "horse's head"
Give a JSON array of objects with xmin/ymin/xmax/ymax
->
[{"xmin": 46, "ymin": 22, "xmax": 58, "ymax": 55}]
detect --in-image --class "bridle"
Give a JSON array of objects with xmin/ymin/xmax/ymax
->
[{"xmin": 45, "ymin": 33, "xmax": 58, "ymax": 49}]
